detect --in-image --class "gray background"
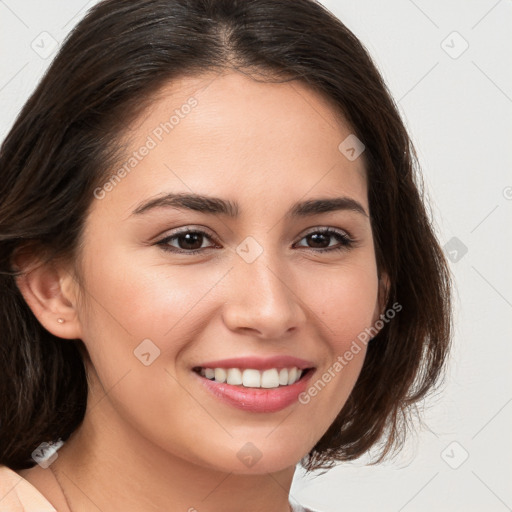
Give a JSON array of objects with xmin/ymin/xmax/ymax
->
[{"xmin": 1, "ymin": 1, "xmax": 511, "ymax": 511}]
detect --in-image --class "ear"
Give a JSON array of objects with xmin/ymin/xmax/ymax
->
[
  {"xmin": 371, "ymin": 271, "xmax": 391, "ymax": 328},
  {"xmin": 12, "ymin": 248, "xmax": 83, "ymax": 340},
  {"xmin": 378, "ymin": 271, "xmax": 390, "ymax": 314}
]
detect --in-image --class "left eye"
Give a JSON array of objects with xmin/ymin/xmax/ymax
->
[{"xmin": 293, "ymin": 228, "xmax": 353, "ymax": 253}]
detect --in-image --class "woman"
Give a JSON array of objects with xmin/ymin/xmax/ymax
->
[{"xmin": 0, "ymin": 0, "xmax": 452, "ymax": 510}]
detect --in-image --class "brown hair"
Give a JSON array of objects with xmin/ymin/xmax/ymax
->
[{"xmin": 0, "ymin": 0, "xmax": 451, "ymax": 471}]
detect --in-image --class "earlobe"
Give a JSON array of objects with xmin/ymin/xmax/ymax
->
[{"xmin": 12, "ymin": 250, "xmax": 82, "ymax": 340}]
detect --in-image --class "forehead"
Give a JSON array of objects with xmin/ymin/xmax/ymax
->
[{"xmin": 93, "ymin": 71, "xmax": 368, "ymax": 219}]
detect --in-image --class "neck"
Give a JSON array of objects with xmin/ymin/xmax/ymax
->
[{"xmin": 52, "ymin": 377, "xmax": 296, "ymax": 512}]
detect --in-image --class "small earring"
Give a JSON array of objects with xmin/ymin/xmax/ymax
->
[{"xmin": 57, "ymin": 318, "xmax": 65, "ymax": 324}]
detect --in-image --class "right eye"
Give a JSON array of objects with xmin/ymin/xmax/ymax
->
[{"xmin": 156, "ymin": 228, "xmax": 220, "ymax": 254}]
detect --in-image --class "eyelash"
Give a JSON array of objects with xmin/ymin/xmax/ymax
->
[{"xmin": 155, "ymin": 227, "xmax": 354, "ymax": 255}]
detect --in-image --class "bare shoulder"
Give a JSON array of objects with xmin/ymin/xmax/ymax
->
[{"xmin": 0, "ymin": 464, "xmax": 67, "ymax": 511}]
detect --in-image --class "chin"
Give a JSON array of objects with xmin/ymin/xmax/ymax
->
[{"xmin": 195, "ymin": 436, "xmax": 313, "ymax": 475}]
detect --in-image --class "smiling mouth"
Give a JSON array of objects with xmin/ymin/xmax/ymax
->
[{"xmin": 193, "ymin": 366, "xmax": 313, "ymax": 389}]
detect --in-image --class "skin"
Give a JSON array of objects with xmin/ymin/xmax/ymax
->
[{"xmin": 15, "ymin": 71, "xmax": 388, "ymax": 512}]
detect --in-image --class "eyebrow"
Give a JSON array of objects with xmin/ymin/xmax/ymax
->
[{"xmin": 131, "ymin": 192, "xmax": 368, "ymax": 218}]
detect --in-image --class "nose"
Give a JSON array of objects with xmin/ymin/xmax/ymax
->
[{"xmin": 222, "ymin": 248, "xmax": 307, "ymax": 340}]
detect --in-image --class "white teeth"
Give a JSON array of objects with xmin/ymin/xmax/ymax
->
[
  {"xmin": 226, "ymin": 368, "xmax": 243, "ymax": 386},
  {"xmin": 214, "ymin": 368, "xmax": 226, "ymax": 383},
  {"xmin": 261, "ymin": 369, "xmax": 280, "ymax": 388},
  {"xmin": 242, "ymin": 369, "xmax": 261, "ymax": 388},
  {"xmin": 287, "ymin": 367, "xmax": 297, "ymax": 385},
  {"xmin": 199, "ymin": 366, "xmax": 305, "ymax": 388}
]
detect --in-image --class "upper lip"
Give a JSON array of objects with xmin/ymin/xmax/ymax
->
[{"xmin": 194, "ymin": 355, "xmax": 315, "ymax": 371}]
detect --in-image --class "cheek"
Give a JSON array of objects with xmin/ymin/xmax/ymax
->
[
  {"xmin": 302, "ymin": 259, "xmax": 379, "ymax": 345},
  {"xmin": 295, "ymin": 260, "xmax": 378, "ymax": 428},
  {"xmin": 78, "ymin": 246, "xmax": 223, "ymax": 347},
  {"xmin": 74, "ymin": 251, "xmax": 220, "ymax": 461}
]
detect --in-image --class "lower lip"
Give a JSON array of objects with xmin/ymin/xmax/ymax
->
[{"xmin": 195, "ymin": 370, "xmax": 314, "ymax": 413}]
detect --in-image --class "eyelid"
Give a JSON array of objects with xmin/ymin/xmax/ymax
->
[
  {"xmin": 157, "ymin": 225, "xmax": 218, "ymax": 241},
  {"xmin": 299, "ymin": 226, "xmax": 351, "ymax": 239}
]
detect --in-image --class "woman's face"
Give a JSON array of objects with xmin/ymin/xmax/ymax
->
[{"xmin": 69, "ymin": 71, "xmax": 386, "ymax": 474}]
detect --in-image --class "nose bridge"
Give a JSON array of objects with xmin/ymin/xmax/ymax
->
[{"xmin": 222, "ymin": 236, "xmax": 305, "ymax": 337}]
